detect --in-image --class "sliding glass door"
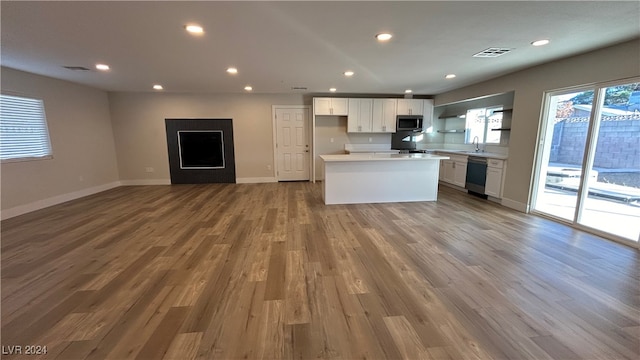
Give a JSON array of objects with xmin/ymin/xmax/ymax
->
[
  {"xmin": 533, "ymin": 90, "xmax": 592, "ymax": 221},
  {"xmin": 532, "ymin": 79, "xmax": 640, "ymax": 244},
  {"xmin": 577, "ymin": 82, "xmax": 640, "ymax": 241}
]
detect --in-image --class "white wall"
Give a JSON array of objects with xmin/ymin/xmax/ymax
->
[
  {"xmin": 435, "ymin": 39, "xmax": 640, "ymax": 211},
  {"xmin": 108, "ymin": 92, "xmax": 306, "ymax": 183},
  {"xmin": 1, "ymin": 67, "xmax": 120, "ymax": 218}
]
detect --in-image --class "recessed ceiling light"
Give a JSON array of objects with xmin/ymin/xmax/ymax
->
[
  {"xmin": 375, "ymin": 33, "xmax": 392, "ymax": 41},
  {"xmin": 185, "ymin": 24, "xmax": 204, "ymax": 34},
  {"xmin": 405, "ymin": 89, "xmax": 412, "ymax": 93},
  {"xmin": 153, "ymin": 84, "xmax": 163, "ymax": 90},
  {"xmin": 344, "ymin": 71, "xmax": 354, "ymax": 77},
  {"xmin": 244, "ymin": 86, "xmax": 253, "ymax": 91},
  {"xmin": 531, "ymin": 39, "xmax": 550, "ymax": 46},
  {"xmin": 95, "ymin": 64, "xmax": 110, "ymax": 71},
  {"xmin": 329, "ymin": 88, "xmax": 337, "ymax": 92},
  {"xmin": 445, "ymin": 74, "xmax": 456, "ymax": 79},
  {"xmin": 227, "ymin": 67, "xmax": 238, "ymax": 74}
]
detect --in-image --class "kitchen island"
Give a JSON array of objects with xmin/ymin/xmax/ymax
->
[{"xmin": 319, "ymin": 153, "xmax": 449, "ymax": 205}]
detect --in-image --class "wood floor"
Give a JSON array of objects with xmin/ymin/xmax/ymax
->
[{"xmin": 1, "ymin": 182, "xmax": 639, "ymax": 360}]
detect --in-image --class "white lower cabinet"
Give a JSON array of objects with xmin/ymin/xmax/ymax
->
[
  {"xmin": 441, "ymin": 160, "xmax": 455, "ymax": 183},
  {"xmin": 438, "ymin": 152, "xmax": 506, "ymax": 197},
  {"xmin": 485, "ymin": 159, "xmax": 505, "ymax": 198},
  {"xmin": 453, "ymin": 159, "xmax": 467, "ymax": 188},
  {"xmin": 438, "ymin": 154, "xmax": 467, "ymax": 188}
]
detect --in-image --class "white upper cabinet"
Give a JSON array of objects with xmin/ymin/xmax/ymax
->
[
  {"xmin": 372, "ymin": 99, "xmax": 397, "ymax": 133},
  {"xmin": 422, "ymin": 99, "xmax": 434, "ymax": 130},
  {"xmin": 347, "ymin": 98, "xmax": 373, "ymax": 133},
  {"xmin": 397, "ymin": 99, "xmax": 424, "ymax": 115},
  {"xmin": 314, "ymin": 98, "xmax": 348, "ymax": 115}
]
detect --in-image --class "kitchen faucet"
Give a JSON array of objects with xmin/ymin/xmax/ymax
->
[{"xmin": 472, "ymin": 136, "xmax": 480, "ymax": 152}]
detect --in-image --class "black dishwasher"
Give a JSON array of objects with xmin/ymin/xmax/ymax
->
[{"xmin": 465, "ymin": 156, "xmax": 487, "ymax": 196}]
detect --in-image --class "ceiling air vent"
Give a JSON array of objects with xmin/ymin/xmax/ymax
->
[
  {"xmin": 63, "ymin": 66, "xmax": 91, "ymax": 71},
  {"xmin": 472, "ymin": 48, "xmax": 513, "ymax": 58},
  {"xmin": 291, "ymin": 86, "xmax": 308, "ymax": 91}
]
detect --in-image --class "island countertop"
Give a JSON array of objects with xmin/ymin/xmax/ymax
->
[
  {"xmin": 320, "ymin": 153, "xmax": 449, "ymax": 205},
  {"xmin": 320, "ymin": 153, "xmax": 449, "ymax": 162}
]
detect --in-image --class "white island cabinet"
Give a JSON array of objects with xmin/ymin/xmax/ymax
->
[{"xmin": 320, "ymin": 153, "xmax": 449, "ymax": 205}]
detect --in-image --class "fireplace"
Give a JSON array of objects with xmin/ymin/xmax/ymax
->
[
  {"xmin": 178, "ymin": 131, "xmax": 225, "ymax": 169},
  {"xmin": 165, "ymin": 119, "xmax": 236, "ymax": 183}
]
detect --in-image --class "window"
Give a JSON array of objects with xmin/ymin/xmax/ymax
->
[
  {"xmin": 465, "ymin": 106, "xmax": 503, "ymax": 144},
  {"xmin": 0, "ymin": 93, "xmax": 52, "ymax": 162}
]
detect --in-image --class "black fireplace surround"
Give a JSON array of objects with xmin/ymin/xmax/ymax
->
[{"xmin": 165, "ymin": 118, "xmax": 236, "ymax": 184}]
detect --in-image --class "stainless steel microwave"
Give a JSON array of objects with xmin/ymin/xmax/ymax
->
[{"xmin": 396, "ymin": 115, "xmax": 423, "ymax": 132}]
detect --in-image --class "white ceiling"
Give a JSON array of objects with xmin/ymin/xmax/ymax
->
[{"xmin": 2, "ymin": 1, "xmax": 639, "ymax": 95}]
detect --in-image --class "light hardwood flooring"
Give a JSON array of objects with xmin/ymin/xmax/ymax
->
[{"xmin": 1, "ymin": 182, "xmax": 639, "ymax": 359}]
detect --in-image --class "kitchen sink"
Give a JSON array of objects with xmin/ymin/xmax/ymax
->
[{"xmin": 436, "ymin": 149, "xmax": 507, "ymax": 159}]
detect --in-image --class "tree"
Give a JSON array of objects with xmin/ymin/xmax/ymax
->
[
  {"xmin": 570, "ymin": 84, "xmax": 638, "ymax": 105},
  {"xmin": 556, "ymin": 101, "xmax": 574, "ymax": 119}
]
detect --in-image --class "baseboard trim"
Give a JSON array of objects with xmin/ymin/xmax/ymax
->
[
  {"xmin": 501, "ymin": 197, "xmax": 529, "ymax": 213},
  {"xmin": 120, "ymin": 179, "xmax": 171, "ymax": 186},
  {"xmin": 236, "ymin": 177, "xmax": 278, "ymax": 184},
  {"xmin": 1, "ymin": 181, "xmax": 122, "ymax": 220},
  {"xmin": 438, "ymin": 182, "xmax": 467, "ymax": 192}
]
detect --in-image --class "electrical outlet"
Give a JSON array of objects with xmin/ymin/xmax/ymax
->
[
  {"xmin": 330, "ymin": 138, "xmax": 334, "ymax": 143},
  {"xmin": 78, "ymin": 176, "xmax": 84, "ymax": 182},
  {"xmin": 267, "ymin": 165, "xmax": 272, "ymax": 170},
  {"xmin": 145, "ymin": 167, "xmax": 154, "ymax": 173},
  {"xmin": 368, "ymin": 137, "xmax": 372, "ymax": 142}
]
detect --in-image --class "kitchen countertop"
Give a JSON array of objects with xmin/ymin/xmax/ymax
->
[
  {"xmin": 431, "ymin": 149, "xmax": 508, "ymax": 160},
  {"xmin": 320, "ymin": 153, "xmax": 449, "ymax": 162},
  {"xmin": 344, "ymin": 144, "xmax": 399, "ymax": 154}
]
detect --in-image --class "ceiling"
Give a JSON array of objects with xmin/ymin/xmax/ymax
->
[{"xmin": 2, "ymin": 1, "xmax": 639, "ymax": 96}]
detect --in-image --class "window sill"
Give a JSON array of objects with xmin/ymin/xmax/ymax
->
[{"xmin": 1, "ymin": 155, "xmax": 53, "ymax": 164}]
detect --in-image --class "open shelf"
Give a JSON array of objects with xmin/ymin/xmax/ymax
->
[{"xmin": 438, "ymin": 114, "xmax": 466, "ymax": 119}]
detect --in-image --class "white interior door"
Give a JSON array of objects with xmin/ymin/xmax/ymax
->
[{"xmin": 276, "ymin": 107, "xmax": 310, "ymax": 181}]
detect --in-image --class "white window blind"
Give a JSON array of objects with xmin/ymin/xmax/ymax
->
[{"xmin": 0, "ymin": 94, "xmax": 52, "ymax": 161}]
